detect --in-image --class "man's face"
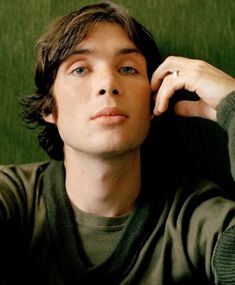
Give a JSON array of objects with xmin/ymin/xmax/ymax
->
[{"xmin": 45, "ymin": 22, "xmax": 152, "ymax": 159}]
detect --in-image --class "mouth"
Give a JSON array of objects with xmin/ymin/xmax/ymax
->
[
  {"xmin": 91, "ymin": 107, "xmax": 128, "ymax": 124},
  {"xmin": 91, "ymin": 107, "xmax": 128, "ymax": 119}
]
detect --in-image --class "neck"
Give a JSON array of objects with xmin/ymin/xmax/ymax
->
[{"xmin": 64, "ymin": 147, "xmax": 141, "ymax": 217}]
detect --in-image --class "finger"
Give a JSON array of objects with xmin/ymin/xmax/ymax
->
[
  {"xmin": 153, "ymin": 72, "xmax": 188, "ymax": 115},
  {"xmin": 151, "ymin": 70, "xmax": 171, "ymax": 92},
  {"xmin": 151, "ymin": 56, "xmax": 190, "ymax": 91},
  {"xmin": 174, "ymin": 100, "xmax": 217, "ymax": 121}
]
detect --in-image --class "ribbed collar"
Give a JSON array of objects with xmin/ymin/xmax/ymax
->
[{"xmin": 43, "ymin": 160, "xmax": 162, "ymax": 284}]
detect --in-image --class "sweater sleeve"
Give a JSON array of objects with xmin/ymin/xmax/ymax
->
[
  {"xmin": 213, "ymin": 91, "xmax": 235, "ymax": 284},
  {"xmin": 217, "ymin": 91, "xmax": 235, "ymax": 180}
]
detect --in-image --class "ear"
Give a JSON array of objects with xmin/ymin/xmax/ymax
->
[{"xmin": 43, "ymin": 113, "xmax": 56, "ymax": 124}]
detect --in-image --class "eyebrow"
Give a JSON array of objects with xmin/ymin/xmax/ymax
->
[
  {"xmin": 116, "ymin": 47, "xmax": 143, "ymax": 56},
  {"xmin": 67, "ymin": 47, "xmax": 143, "ymax": 59}
]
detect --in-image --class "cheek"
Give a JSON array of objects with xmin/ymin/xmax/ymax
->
[
  {"xmin": 56, "ymin": 98, "xmax": 83, "ymax": 124},
  {"xmin": 135, "ymin": 83, "xmax": 152, "ymax": 112},
  {"xmin": 53, "ymin": 82, "xmax": 88, "ymax": 121}
]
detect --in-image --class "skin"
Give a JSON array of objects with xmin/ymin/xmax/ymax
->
[
  {"xmin": 44, "ymin": 22, "xmax": 151, "ymax": 217},
  {"xmin": 151, "ymin": 56, "xmax": 235, "ymax": 121}
]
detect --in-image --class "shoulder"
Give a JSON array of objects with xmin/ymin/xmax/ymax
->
[
  {"xmin": 168, "ymin": 177, "xmax": 235, "ymax": 280},
  {"xmin": 0, "ymin": 161, "xmax": 51, "ymax": 191},
  {"xmin": 0, "ymin": 161, "xmax": 51, "ymax": 220},
  {"xmin": 171, "ymin": 176, "xmax": 235, "ymax": 224},
  {"xmin": 0, "ymin": 160, "xmax": 50, "ymax": 177},
  {"xmin": 167, "ymin": 176, "xmax": 235, "ymax": 256}
]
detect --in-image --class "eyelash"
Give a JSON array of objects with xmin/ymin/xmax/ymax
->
[
  {"xmin": 71, "ymin": 67, "xmax": 89, "ymax": 76},
  {"xmin": 119, "ymin": 66, "xmax": 138, "ymax": 75},
  {"xmin": 71, "ymin": 65, "xmax": 138, "ymax": 77}
]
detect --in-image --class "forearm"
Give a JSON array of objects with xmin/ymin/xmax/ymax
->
[{"xmin": 217, "ymin": 91, "xmax": 235, "ymax": 180}]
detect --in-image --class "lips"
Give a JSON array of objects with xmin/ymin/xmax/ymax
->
[{"xmin": 91, "ymin": 107, "xmax": 128, "ymax": 120}]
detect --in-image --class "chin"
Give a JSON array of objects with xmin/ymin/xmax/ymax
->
[{"xmin": 92, "ymin": 140, "xmax": 143, "ymax": 158}]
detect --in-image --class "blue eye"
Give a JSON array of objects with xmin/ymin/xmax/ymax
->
[
  {"xmin": 72, "ymin": 67, "xmax": 89, "ymax": 76},
  {"xmin": 120, "ymin": 66, "xmax": 137, "ymax": 74}
]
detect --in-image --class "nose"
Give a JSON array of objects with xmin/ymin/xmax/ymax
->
[
  {"xmin": 96, "ymin": 68, "xmax": 120, "ymax": 96},
  {"xmin": 99, "ymin": 88, "xmax": 119, "ymax": 95}
]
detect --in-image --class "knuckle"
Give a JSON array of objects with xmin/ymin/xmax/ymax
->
[
  {"xmin": 165, "ymin": 55, "xmax": 176, "ymax": 63},
  {"xmin": 193, "ymin": 59, "xmax": 207, "ymax": 70},
  {"xmin": 166, "ymin": 55, "xmax": 174, "ymax": 61}
]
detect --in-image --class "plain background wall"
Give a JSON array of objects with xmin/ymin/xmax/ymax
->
[{"xmin": 1, "ymin": 0, "xmax": 235, "ymax": 165}]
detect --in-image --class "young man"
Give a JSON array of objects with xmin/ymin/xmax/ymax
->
[{"xmin": 1, "ymin": 1, "xmax": 235, "ymax": 284}]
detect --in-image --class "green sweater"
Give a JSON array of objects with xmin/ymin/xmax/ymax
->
[{"xmin": 1, "ymin": 92, "xmax": 235, "ymax": 284}]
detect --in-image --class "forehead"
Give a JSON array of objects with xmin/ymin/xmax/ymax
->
[
  {"xmin": 80, "ymin": 21, "xmax": 132, "ymax": 42},
  {"xmin": 66, "ymin": 21, "xmax": 143, "ymax": 59}
]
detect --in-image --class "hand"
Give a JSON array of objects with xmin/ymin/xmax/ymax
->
[{"xmin": 151, "ymin": 56, "xmax": 235, "ymax": 121}]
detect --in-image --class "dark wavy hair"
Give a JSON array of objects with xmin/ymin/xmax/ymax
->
[{"xmin": 20, "ymin": 0, "xmax": 162, "ymax": 160}]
